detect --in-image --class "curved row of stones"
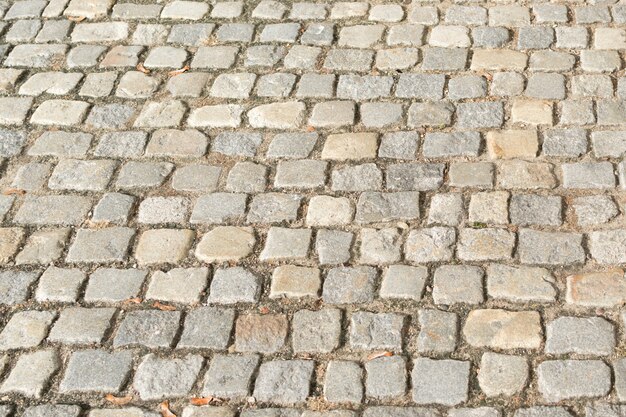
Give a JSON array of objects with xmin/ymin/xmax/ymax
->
[{"xmin": 1, "ymin": 0, "xmax": 626, "ymax": 417}]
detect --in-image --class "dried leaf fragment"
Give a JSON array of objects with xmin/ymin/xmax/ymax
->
[
  {"xmin": 190, "ymin": 397, "xmax": 212, "ymax": 406},
  {"xmin": 367, "ymin": 351, "xmax": 393, "ymax": 361},
  {"xmin": 2, "ymin": 188, "xmax": 25, "ymax": 195},
  {"xmin": 67, "ymin": 15, "xmax": 86, "ymax": 22},
  {"xmin": 136, "ymin": 63, "xmax": 150, "ymax": 74},
  {"xmin": 168, "ymin": 65, "xmax": 190, "ymax": 77},
  {"xmin": 190, "ymin": 396, "xmax": 222, "ymax": 406},
  {"xmin": 160, "ymin": 401, "xmax": 177, "ymax": 417},
  {"xmin": 105, "ymin": 394, "xmax": 132, "ymax": 405},
  {"xmin": 153, "ymin": 301, "xmax": 176, "ymax": 311}
]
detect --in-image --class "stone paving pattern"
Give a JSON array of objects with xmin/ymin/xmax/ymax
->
[{"xmin": 0, "ymin": 0, "xmax": 625, "ymax": 416}]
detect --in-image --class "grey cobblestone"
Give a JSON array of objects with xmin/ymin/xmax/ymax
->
[
  {"xmin": 59, "ymin": 350, "xmax": 132, "ymax": 393},
  {"xmin": 0, "ymin": 1, "xmax": 624, "ymax": 414}
]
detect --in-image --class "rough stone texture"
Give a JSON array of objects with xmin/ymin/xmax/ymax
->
[
  {"xmin": 545, "ymin": 317, "xmax": 615, "ymax": 355},
  {"xmin": 253, "ymin": 360, "xmax": 315, "ymax": 405},
  {"xmin": 478, "ymin": 353, "xmax": 528, "ymax": 397},
  {"xmin": 463, "ymin": 309, "xmax": 543, "ymax": 350},
  {"xmin": 0, "ymin": 2, "xmax": 624, "ymax": 414},
  {"xmin": 202, "ymin": 354, "xmax": 259, "ymax": 399},
  {"xmin": 487, "ymin": 264, "xmax": 557, "ymax": 303},
  {"xmin": 60, "ymin": 350, "xmax": 133, "ymax": 393},
  {"xmin": 411, "ymin": 358, "xmax": 470, "ymax": 406},
  {"xmin": 537, "ymin": 360, "xmax": 611, "ymax": 402},
  {"xmin": 133, "ymin": 354, "xmax": 204, "ymax": 400}
]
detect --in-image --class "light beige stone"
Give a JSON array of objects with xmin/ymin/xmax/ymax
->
[
  {"xmin": 270, "ymin": 265, "xmax": 321, "ymax": 298},
  {"xmin": 30, "ymin": 100, "xmax": 90, "ymax": 126},
  {"xmin": 306, "ymin": 196, "xmax": 354, "ymax": 226},
  {"xmin": 187, "ymin": 105, "xmax": 243, "ymax": 128},
  {"xmin": 498, "ymin": 161, "xmax": 557, "ymax": 189},
  {"xmin": 135, "ymin": 229, "xmax": 195, "ymax": 265},
  {"xmin": 566, "ymin": 270, "xmax": 626, "ymax": 308},
  {"xmin": 594, "ymin": 28, "xmax": 626, "ymax": 50},
  {"xmin": 429, "ymin": 25, "xmax": 470, "ymax": 47},
  {"xmin": 195, "ymin": 226, "xmax": 256, "ymax": 263},
  {"xmin": 463, "ymin": 309, "xmax": 542, "ymax": 349},
  {"xmin": 457, "ymin": 228, "xmax": 515, "ymax": 261},
  {"xmin": 511, "ymin": 100, "xmax": 553, "ymax": 125},
  {"xmin": 321, "ymin": 133, "xmax": 378, "ymax": 160},
  {"xmin": 0, "ymin": 228, "xmax": 25, "ymax": 264},
  {"xmin": 487, "ymin": 264, "xmax": 557, "ymax": 303},
  {"xmin": 15, "ymin": 228, "xmax": 70, "ymax": 265},
  {"xmin": 468, "ymin": 191, "xmax": 509, "ymax": 225},
  {"xmin": 247, "ymin": 102, "xmax": 306, "ymax": 129},
  {"xmin": 486, "ymin": 130, "xmax": 539, "ymax": 159},
  {"xmin": 470, "ymin": 50, "xmax": 528, "ymax": 71},
  {"xmin": 64, "ymin": 0, "xmax": 114, "ymax": 18}
]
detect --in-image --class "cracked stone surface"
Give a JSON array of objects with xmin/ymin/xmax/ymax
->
[{"xmin": 0, "ymin": 0, "xmax": 625, "ymax": 416}]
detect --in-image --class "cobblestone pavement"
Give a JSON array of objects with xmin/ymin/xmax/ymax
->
[{"xmin": 1, "ymin": 0, "xmax": 626, "ymax": 416}]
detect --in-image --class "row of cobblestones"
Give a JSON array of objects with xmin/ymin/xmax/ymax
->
[{"xmin": 1, "ymin": 0, "xmax": 626, "ymax": 416}]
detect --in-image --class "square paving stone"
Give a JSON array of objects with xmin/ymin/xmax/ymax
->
[
  {"xmin": 202, "ymin": 354, "xmax": 259, "ymax": 399},
  {"xmin": 323, "ymin": 266, "xmax": 377, "ymax": 304},
  {"xmin": 35, "ymin": 267, "xmax": 86, "ymax": 303},
  {"xmin": 114, "ymin": 310, "xmax": 181, "ymax": 348},
  {"xmin": 417, "ymin": 309, "xmax": 458, "ymax": 354},
  {"xmin": 0, "ymin": 350, "xmax": 59, "ymax": 398},
  {"xmin": 0, "ymin": 270, "xmax": 39, "ymax": 305},
  {"xmin": 235, "ymin": 314, "xmax": 288, "ymax": 354},
  {"xmin": 134, "ymin": 229, "xmax": 194, "ymax": 265},
  {"xmin": 178, "ymin": 307, "xmax": 235, "ymax": 349},
  {"xmin": 66, "ymin": 227, "xmax": 135, "ymax": 264},
  {"xmin": 260, "ymin": 227, "xmax": 312, "ymax": 261},
  {"xmin": 145, "ymin": 268, "xmax": 208, "ymax": 304},
  {"xmin": 432, "ymin": 265, "xmax": 485, "ymax": 305},
  {"xmin": 379, "ymin": 265, "xmax": 427, "ymax": 301},
  {"xmin": 270, "ymin": 265, "xmax": 321, "ymax": 298},
  {"xmin": 59, "ymin": 350, "xmax": 133, "ymax": 393},
  {"xmin": 134, "ymin": 354, "xmax": 204, "ymax": 400},
  {"xmin": 365, "ymin": 356, "xmax": 406, "ymax": 399},
  {"xmin": 478, "ymin": 352, "xmax": 529, "ymax": 397},
  {"xmin": 0, "ymin": 310, "xmax": 56, "ymax": 350},
  {"xmin": 411, "ymin": 358, "xmax": 470, "ymax": 406},
  {"xmin": 292, "ymin": 309, "xmax": 342, "ymax": 353},
  {"xmin": 349, "ymin": 311, "xmax": 404, "ymax": 351},
  {"xmin": 84, "ymin": 268, "xmax": 147, "ymax": 303},
  {"xmin": 208, "ymin": 267, "xmax": 261, "ymax": 304},
  {"xmin": 48, "ymin": 307, "xmax": 115, "ymax": 344},
  {"xmin": 253, "ymin": 360, "xmax": 315, "ymax": 405},
  {"xmin": 324, "ymin": 361, "xmax": 363, "ymax": 404}
]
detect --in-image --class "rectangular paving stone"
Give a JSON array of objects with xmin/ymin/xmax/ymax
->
[
  {"xmin": 202, "ymin": 354, "xmax": 259, "ymax": 399},
  {"xmin": 59, "ymin": 350, "xmax": 133, "ymax": 393},
  {"xmin": 134, "ymin": 354, "xmax": 203, "ymax": 400},
  {"xmin": 178, "ymin": 307, "xmax": 235, "ymax": 349},
  {"xmin": 84, "ymin": 268, "xmax": 147, "ymax": 303},
  {"xmin": 114, "ymin": 310, "xmax": 181, "ymax": 348},
  {"xmin": 412, "ymin": 358, "xmax": 470, "ymax": 406},
  {"xmin": 15, "ymin": 195, "xmax": 92, "ymax": 226},
  {"xmin": 537, "ymin": 360, "xmax": 611, "ymax": 402},
  {"xmin": 66, "ymin": 228, "xmax": 135, "ymax": 263},
  {"xmin": 253, "ymin": 360, "xmax": 315, "ymax": 405},
  {"xmin": 0, "ymin": 350, "xmax": 59, "ymax": 398},
  {"xmin": 0, "ymin": 2, "xmax": 624, "ymax": 415}
]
